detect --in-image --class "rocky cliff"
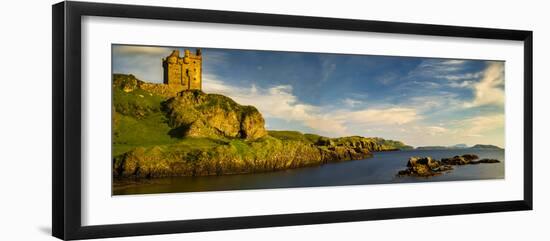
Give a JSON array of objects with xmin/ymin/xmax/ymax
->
[{"xmin": 163, "ymin": 90, "xmax": 267, "ymax": 140}]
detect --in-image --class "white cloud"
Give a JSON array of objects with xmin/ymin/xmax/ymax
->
[
  {"xmin": 304, "ymin": 117, "xmax": 348, "ymax": 135},
  {"xmin": 340, "ymin": 108, "xmax": 420, "ymax": 126},
  {"xmin": 464, "ymin": 62, "xmax": 505, "ymax": 108},
  {"xmin": 341, "ymin": 98, "xmax": 363, "ymax": 107},
  {"xmin": 113, "ymin": 45, "xmax": 170, "ymax": 55},
  {"xmin": 414, "ymin": 59, "xmax": 464, "ymax": 74},
  {"xmin": 413, "ymin": 81, "xmax": 441, "ymax": 89},
  {"xmin": 203, "ymin": 74, "xmax": 421, "ymax": 136},
  {"xmin": 441, "ymin": 60, "xmax": 466, "ymax": 65},
  {"xmin": 459, "ymin": 114, "xmax": 505, "ymax": 137},
  {"xmin": 425, "ymin": 126, "xmax": 448, "ymax": 136},
  {"xmin": 409, "ymin": 59, "xmax": 481, "ymax": 85},
  {"xmin": 448, "ymin": 80, "xmax": 473, "ymax": 88},
  {"xmin": 392, "ymin": 113, "xmax": 503, "ymax": 147},
  {"xmin": 440, "ymin": 72, "xmax": 482, "ymax": 81},
  {"xmin": 406, "ymin": 93, "xmax": 461, "ymax": 112}
]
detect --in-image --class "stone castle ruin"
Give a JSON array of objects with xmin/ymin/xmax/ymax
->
[{"xmin": 162, "ymin": 49, "xmax": 202, "ymax": 90}]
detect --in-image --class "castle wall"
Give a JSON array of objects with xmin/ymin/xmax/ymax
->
[
  {"xmin": 162, "ymin": 49, "xmax": 202, "ymax": 90},
  {"xmin": 188, "ymin": 56, "xmax": 202, "ymax": 90},
  {"xmin": 164, "ymin": 62, "xmax": 182, "ymax": 86}
]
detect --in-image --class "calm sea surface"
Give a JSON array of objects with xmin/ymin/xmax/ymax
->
[{"xmin": 113, "ymin": 149, "xmax": 504, "ymax": 195}]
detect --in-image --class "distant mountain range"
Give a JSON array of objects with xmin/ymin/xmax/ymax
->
[{"xmin": 415, "ymin": 144, "xmax": 503, "ymax": 150}]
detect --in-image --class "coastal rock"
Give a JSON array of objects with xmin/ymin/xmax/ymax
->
[
  {"xmin": 240, "ymin": 106, "xmax": 269, "ymax": 140},
  {"xmin": 398, "ymin": 154, "xmax": 499, "ymax": 177},
  {"xmin": 112, "ymin": 136, "xmax": 377, "ymax": 178},
  {"xmin": 407, "ymin": 156, "xmax": 439, "ymax": 169},
  {"xmin": 461, "ymin": 154, "xmax": 479, "ymax": 161},
  {"xmin": 471, "ymin": 158, "xmax": 501, "ymax": 164},
  {"xmin": 440, "ymin": 154, "xmax": 480, "ymax": 165},
  {"xmin": 398, "ymin": 156, "xmax": 452, "ymax": 177}
]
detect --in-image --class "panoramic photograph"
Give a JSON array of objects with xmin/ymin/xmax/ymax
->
[{"xmin": 111, "ymin": 44, "xmax": 505, "ymax": 195}]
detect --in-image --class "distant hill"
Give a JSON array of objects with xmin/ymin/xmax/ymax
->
[
  {"xmin": 470, "ymin": 144, "xmax": 503, "ymax": 150},
  {"xmin": 416, "ymin": 144, "xmax": 503, "ymax": 150},
  {"xmin": 416, "ymin": 146, "xmax": 448, "ymax": 150},
  {"xmin": 451, "ymin": 144, "xmax": 469, "ymax": 148}
]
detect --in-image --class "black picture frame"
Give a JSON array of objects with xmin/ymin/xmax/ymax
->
[{"xmin": 52, "ymin": 1, "xmax": 533, "ymax": 240}]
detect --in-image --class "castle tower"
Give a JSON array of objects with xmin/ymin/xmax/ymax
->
[{"xmin": 162, "ymin": 49, "xmax": 202, "ymax": 90}]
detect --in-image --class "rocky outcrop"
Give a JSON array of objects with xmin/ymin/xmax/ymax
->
[
  {"xmin": 472, "ymin": 158, "xmax": 501, "ymax": 164},
  {"xmin": 441, "ymin": 154, "xmax": 479, "ymax": 165},
  {"xmin": 113, "ymin": 73, "xmax": 185, "ymax": 98},
  {"xmin": 163, "ymin": 90, "xmax": 268, "ymax": 140},
  {"xmin": 113, "ymin": 74, "xmax": 268, "ymax": 140},
  {"xmin": 397, "ymin": 154, "xmax": 500, "ymax": 177},
  {"xmin": 112, "ymin": 136, "xmax": 374, "ymax": 178},
  {"xmin": 397, "ymin": 157, "xmax": 453, "ymax": 177}
]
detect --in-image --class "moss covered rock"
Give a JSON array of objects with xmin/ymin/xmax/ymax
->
[
  {"xmin": 163, "ymin": 90, "xmax": 267, "ymax": 140},
  {"xmin": 113, "ymin": 136, "xmax": 377, "ymax": 178}
]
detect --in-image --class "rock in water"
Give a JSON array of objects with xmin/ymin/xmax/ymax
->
[
  {"xmin": 407, "ymin": 156, "xmax": 439, "ymax": 169},
  {"xmin": 399, "ymin": 156, "xmax": 451, "ymax": 177},
  {"xmin": 471, "ymin": 158, "xmax": 500, "ymax": 164},
  {"xmin": 441, "ymin": 154, "xmax": 480, "ymax": 165},
  {"xmin": 461, "ymin": 154, "xmax": 479, "ymax": 161},
  {"xmin": 398, "ymin": 154, "xmax": 499, "ymax": 177}
]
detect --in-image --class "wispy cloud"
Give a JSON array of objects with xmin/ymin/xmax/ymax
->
[
  {"xmin": 320, "ymin": 58, "xmax": 337, "ymax": 83},
  {"xmin": 376, "ymin": 72, "xmax": 399, "ymax": 85},
  {"xmin": 204, "ymin": 73, "xmax": 421, "ymax": 137},
  {"xmin": 411, "ymin": 59, "xmax": 466, "ymax": 76},
  {"xmin": 113, "ymin": 45, "xmax": 170, "ymax": 55},
  {"xmin": 338, "ymin": 108, "xmax": 420, "ymax": 126},
  {"xmin": 464, "ymin": 62, "xmax": 505, "ymax": 108},
  {"xmin": 407, "ymin": 59, "xmax": 482, "ymax": 90},
  {"xmin": 424, "ymin": 126, "xmax": 448, "ymax": 136},
  {"xmin": 341, "ymin": 98, "xmax": 363, "ymax": 108},
  {"xmin": 448, "ymin": 80, "xmax": 474, "ymax": 88},
  {"xmin": 458, "ymin": 114, "xmax": 505, "ymax": 138},
  {"xmin": 439, "ymin": 72, "xmax": 483, "ymax": 81},
  {"xmin": 441, "ymin": 60, "xmax": 466, "ymax": 65}
]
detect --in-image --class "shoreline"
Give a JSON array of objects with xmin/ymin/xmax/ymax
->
[{"xmin": 112, "ymin": 148, "xmax": 505, "ymax": 195}]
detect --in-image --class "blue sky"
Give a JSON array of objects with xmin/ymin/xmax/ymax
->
[{"xmin": 113, "ymin": 45, "xmax": 505, "ymax": 147}]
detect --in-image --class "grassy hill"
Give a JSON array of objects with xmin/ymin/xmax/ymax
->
[{"xmin": 112, "ymin": 74, "xmax": 413, "ymax": 178}]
